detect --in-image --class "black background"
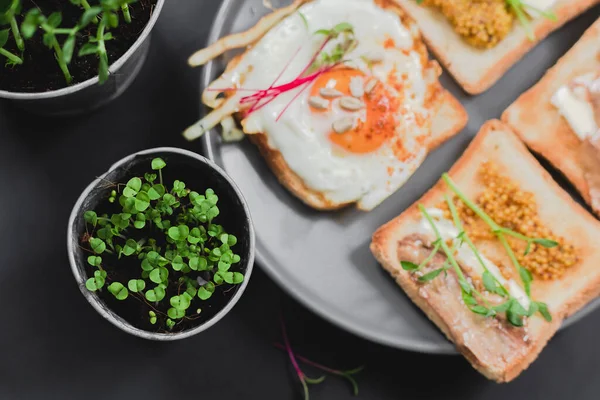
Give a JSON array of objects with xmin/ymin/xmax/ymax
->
[{"xmin": 1, "ymin": 1, "xmax": 599, "ymax": 399}]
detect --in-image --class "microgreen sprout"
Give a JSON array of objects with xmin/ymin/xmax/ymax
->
[
  {"xmin": 416, "ymin": 0, "xmax": 557, "ymax": 41},
  {"xmin": 506, "ymin": 0, "xmax": 557, "ymax": 40},
  {"xmin": 442, "ymin": 173, "xmax": 557, "ymax": 294},
  {"xmin": 82, "ymin": 158, "xmax": 245, "ymax": 331},
  {"xmin": 274, "ymin": 342, "xmax": 364, "ymax": 396},
  {"xmin": 297, "ymin": 10, "xmax": 308, "ymax": 30},
  {"xmin": 0, "ymin": 0, "xmax": 138, "ymax": 85},
  {"xmin": 401, "ymin": 173, "xmax": 555, "ymax": 327},
  {"xmin": 184, "ymin": 22, "xmax": 358, "ymax": 141},
  {"xmin": 0, "ymin": 27, "xmax": 22, "ymax": 65},
  {"xmin": 279, "ymin": 317, "xmax": 363, "ymax": 399},
  {"xmin": 0, "ymin": 0, "xmax": 24, "ymax": 51}
]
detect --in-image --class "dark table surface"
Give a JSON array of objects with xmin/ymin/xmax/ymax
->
[{"xmin": 1, "ymin": 1, "xmax": 600, "ymax": 399}]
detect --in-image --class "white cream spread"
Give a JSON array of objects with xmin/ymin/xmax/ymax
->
[
  {"xmin": 551, "ymin": 72, "xmax": 600, "ymax": 140},
  {"xmin": 416, "ymin": 208, "xmax": 531, "ymax": 310}
]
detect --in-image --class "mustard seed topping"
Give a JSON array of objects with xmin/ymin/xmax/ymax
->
[
  {"xmin": 421, "ymin": 0, "xmax": 514, "ymax": 49},
  {"xmin": 442, "ymin": 162, "xmax": 578, "ymax": 280}
]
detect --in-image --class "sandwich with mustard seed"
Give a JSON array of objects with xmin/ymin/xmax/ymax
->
[
  {"xmin": 371, "ymin": 120, "xmax": 600, "ymax": 382},
  {"xmin": 395, "ymin": 0, "xmax": 600, "ymax": 94},
  {"xmin": 503, "ymin": 18, "xmax": 600, "ymax": 217}
]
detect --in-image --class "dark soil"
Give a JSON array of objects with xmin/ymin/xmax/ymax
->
[
  {"xmin": 80, "ymin": 162, "xmax": 246, "ymax": 334},
  {"xmin": 0, "ymin": 0, "xmax": 157, "ymax": 92}
]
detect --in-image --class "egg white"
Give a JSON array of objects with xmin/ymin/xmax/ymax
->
[{"xmin": 219, "ymin": 0, "xmax": 435, "ymax": 209}]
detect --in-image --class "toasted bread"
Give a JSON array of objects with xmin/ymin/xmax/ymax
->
[
  {"xmin": 371, "ymin": 120, "xmax": 600, "ymax": 382},
  {"xmin": 502, "ymin": 18, "xmax": 600, "ymax": 214},
  {"xmin": 200, "ymin": 0, "xmax": 468, "ymax": 211},
  {"xmin": 394, "ymin": 0, "xmax": 600, "ymax": 94}
]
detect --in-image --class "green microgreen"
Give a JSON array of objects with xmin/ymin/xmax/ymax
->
[
  {"xmin": 0, "ymin": 0, "xmax": 138, "ymax": 85},
  {"xmin": 279, "ymin": 317, "xmax": 363, "ymax": 399},
  {"xmin": 416, "ymin": 0, "xmax": 557, "ymax": 41},
  {"xmin": 506, "ymin": 0, "xmax": 557, "ymax": 40},
  {"xmin": 399, "ymin": 173, "xmax": 553, "ymax": 327},
  {"xmin": 82, "ymin": 158, "xmax": 245, "ymax": 331},
  {"xmin": 309, "ymin": 22, "xmax": 356, "ymax": 74},
  {"xmin": 297, "ymin": 10, "xmax": 308, "ymax": 30}
]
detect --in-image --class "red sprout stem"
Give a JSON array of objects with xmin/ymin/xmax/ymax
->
[
  {"xmin": 269, "ymin": 45, "xmax": 302, "ymax": 89},
  {"xmin": 216, "ymin": 38, "xmax": 336, "ymax": 121},
  {"xmin": 274, "ymin": 342, "xmax": 340, "ymax": 375},
  {"xmin": 205, "ymin": 87, "xmax": 265, "ymax": 92},
  {"xmin": 299, "ymin": 37, "xmax": 331, "ymax": 77},
  {"xmin": 275, "ymin": 81, "xmax": 311, "ymax": 122},
  {"xmin": 280, "ymin": 316, "xmax": 306, "ymax": 380}
]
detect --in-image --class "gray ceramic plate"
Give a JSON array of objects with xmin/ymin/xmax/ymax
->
[{"xmin": 201, "ymin": 0, "xmax": 600, "ymax": 354}]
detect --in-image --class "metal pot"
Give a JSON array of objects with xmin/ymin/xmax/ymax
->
[
  {"xmin": 0, "ymin": 0, "xmax": 165, "ymax": 116},
  {"xmin": 67, "ymin": 147, "xmax": 256, "ymax": 340}
]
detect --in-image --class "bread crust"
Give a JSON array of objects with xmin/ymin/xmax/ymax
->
[
  {"xmin": 371, "ymin": 120, "xmax": 600, "ymax": 382},
  {"xmin": 394, "ymin": 0, "xmax": 600, "ymax": 94},
  {"xmin": 207, "ymin": 0, "xmax": 468, "ymax": 211},
  {"xmin": 502, "ymin": 18, "xmax": 600, "ymax": 211}
]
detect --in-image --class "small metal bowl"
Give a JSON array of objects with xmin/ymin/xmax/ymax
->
[{"xmin": 67, "ymin": 147, "xmax": 255, "ymax": 340}]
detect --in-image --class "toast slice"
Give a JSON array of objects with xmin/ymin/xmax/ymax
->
[
  {"xmin": 371, "ymin": 120, "xmax": 600, "ymax": 382},
  {"xmin": 190, "ymin": 0, "xmax": 467, "ymax": 211},
  {"xmin": 502, "ymin": 18, "xmax": 600, "ymax": 215},
  {"xmin": 394, "ymin": 0, "xmax": 600, "ymax": 94}
]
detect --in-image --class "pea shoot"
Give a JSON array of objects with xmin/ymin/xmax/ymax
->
[
  {"xmin": 401, "ymin": 173, "xmax": 556, "ymax": 328},
  {"xmin": 82, "ymin": 158, "xmax": 245, "ymax": 331}
]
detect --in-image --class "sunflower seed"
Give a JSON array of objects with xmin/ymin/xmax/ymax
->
[
  {"xmin": 350, "ymin": 76, "xmax": 365, "ymax": 98},
  {"xmin": 308, "ymin": 96, "xmax": 329, "ymax": 109},
  {"xmin": 332, "ymin": 117, "xmax": 355, "ymax": 134},
  {"xmin": 364, "ymin": 78, "xmax": 378, "ymax": 94},
  {"xmin": 339, "ymin": 96, "xmax": 365, "ymax": 111},
  {"xmin": 319, "ymin": 87, "xmax": 343, "ymax": 98}
]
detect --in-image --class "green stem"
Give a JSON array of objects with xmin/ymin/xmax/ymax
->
[
  {"xmin": 497, "ymin": 232, "xmax": 531, "ymax": 295},
  {"xmin": 50, "ymin": 38, "xmax": 72, "ymax": 84},
  {"xmin": 97, "ymin": 18, "xmax": 106, "ymax": 53},
  {"xmin": 419, "ymin": 205, "xmax": 469, "ymax": 285},
  {"xmin": 121, "ymin": 4, "xmax": 132, "ymax": 23},
  {"xmin": 81, "ymin": 0, "xmax": 99, "ymax": 23},
  {"xmin": 506, "ymin": 0, "xmax": 535, "ymax": 40},
  {"xmin": 52, "ymin": 28, "xmax": 78, "ymax": 35},
  {"xmin": 421, "ymin": 205, "xmax": 494, "ymax": 308},
  {"xmin": 443, "ymin": 174, "xmax": 534, "ymax": 295},
  {"xmin": 499, "ymin": 229, "xmax": 532, "ymax": 242},
  {"xmin": 418, "ymin": 241, "xmax": 441, "ymax": 270},
  {"xmin": 444, "ymin": 194, "xmax": 509, "ymax": 296},
  {"xmin": 443, "ymin": 174, "xmax": 545, "ymax": 245},
  {"xmin": 0, "ymin": 47, "xmax": 23, "ymax": 64},
  {"xmin": 442, "ymin": 174, "xmax": 501, "ymax": 231},
  {"xmin": 9, "ymin": 17, "xmax": 24, "ymax": 51}
]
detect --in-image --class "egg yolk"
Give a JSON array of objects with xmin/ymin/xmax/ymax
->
[{"xmin": 309, "ymin": 68, "xmax": 399, "ymax": 154}]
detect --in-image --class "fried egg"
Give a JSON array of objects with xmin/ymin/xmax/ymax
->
[{"xmin": 203, "ymin": 0, "xmax": 439, "ymax": 210}]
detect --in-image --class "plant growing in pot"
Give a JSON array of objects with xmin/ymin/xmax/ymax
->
[
  {"xmin": 68, "ymin": 148, "xmax": 255, "ymax": 339},
  {"xmin": 0, "ymin": 0, "xmax": 164, "ymax": 115}
]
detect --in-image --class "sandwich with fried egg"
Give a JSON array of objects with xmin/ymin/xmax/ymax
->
[
  {"xmin": 185, "ymin": 0, "xmax": 467, "ymax": 211},
  {"xmin": 371, "ymin": 120, "xmax": 600, "ymax": 382},
  {"xmin": 503, "ymin": 18, "xmax": 600, "ymax": 216}
]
